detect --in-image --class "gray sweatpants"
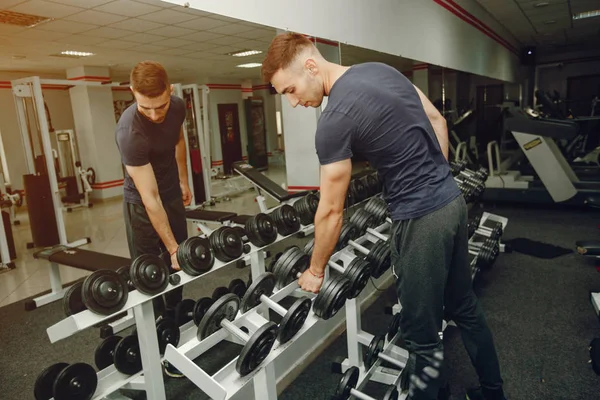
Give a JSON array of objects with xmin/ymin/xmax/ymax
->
[{"xmin": 390, "ymin": 195, "xmax": 505, "ymax": 400}]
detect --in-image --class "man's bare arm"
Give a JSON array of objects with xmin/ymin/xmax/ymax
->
[
  {"xmin": 175, "ymin": 127, "xmax": 189, "ymax": 186},
  {"xmin": 126, "ymin": 164, "xmax": 178, "ymax": 254},
  {"xmin": 413, "ymin": 85, "xmax": 449, "ymax": 160}
]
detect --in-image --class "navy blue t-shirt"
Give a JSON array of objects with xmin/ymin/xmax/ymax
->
[
  {"xmin": 315, "ymin": 62, "xmax": 460, "ymax": 221},
  {"xmin": 115, "ymin": 95, "xmax": 185, "ymax": 205}
]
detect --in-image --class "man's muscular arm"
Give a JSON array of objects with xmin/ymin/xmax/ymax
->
[
  {"xmin": 126, "ymin": 164, "xmax": 179, "ymax": 256},
  {"xmin": 413, "ymin": 85, "xmax": 449, "ymax": 160},
  {"xmin": 175, "ymin": 127, "xmax": 192, "ymax": 205}
]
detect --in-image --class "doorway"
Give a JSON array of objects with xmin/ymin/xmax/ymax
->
[{"xmin": 217, "ymin": 103, "xmax": 243, "ymax": 175}]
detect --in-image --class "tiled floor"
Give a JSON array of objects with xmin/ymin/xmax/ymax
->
[{"xmin": 0, "ymin": 164, "xmax": 290, "ymax": 307}]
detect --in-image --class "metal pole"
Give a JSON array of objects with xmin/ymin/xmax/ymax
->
[
  {"xmin": 12, "ymin": 89, "xmax": 36, "ymax": 173},
  {"xmin": 172, "ymin": 84, "xmax": 195, "ymax": 205},
  {"xmin": 192, "ymin": 84, "xmax": 212, "ymax": 202},
  {"xmin": 201, "ymin": 85, "xmax": 212, "ymax": 198}
]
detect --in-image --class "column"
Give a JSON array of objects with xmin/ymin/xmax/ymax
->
[
  {"xmin": 412, "ymin": 62, "xmax": 430, "ymax": 98},
  {"xmin": 66, "ymin": 66, "xmax": 123, "ymax": 200}
]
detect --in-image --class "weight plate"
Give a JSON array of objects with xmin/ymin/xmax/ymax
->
[
  {"xmin": 365, "ymin": 335, "xmax": 385, "ymax": 369},
  {"xmin": 177, "ymin": 237, "xmax": 215, "ymax": 276},
  {"xmin": 113, "ymin": 335, "xmax": 142, "ymax": 375},
  {"xmin": 156, "ymin": 317, "xmax": 180, "ymax": 355},
  {"xmin": 333, "ymin": 366, "xmax": 359, "ymax": 400},
  {"xmin": 313, "ymin": 275, "xmax": 350, "ymax": 320},
  {"xmin": 303, "ymin": 239, "xmax": 315, "ymax": 257},
  {"xmin": 344, "ymin": 258, "xmax": 372, "ymax": 299},
  {"xmin": 228, "ymin": 278, "xmax": 248, "ymax": 298},
  {"xmin": 276, "ymin": 247, "xmax": 309, "ymax": 289},
  {"xmin": 52, "ymin": 362, "xmax": 97, "ymax": 400},
  {"xmin": 174, "ymin": 299, "xmax": 196, "ymax": 326},
  {"xmin": 236, "ymin": 321, "xmax": 278, "ymax": 376},
  {"xmin": 368, "ymin": 241, "xmax": 391, "ymax": 279},
  {"xmin": 86, "ymin": 167, "xmax": 96, "ymax": 186},
  {"xmin": 212, "ymin": 286, "xmax": 230, "ymax": 301},
  {"xmin": 82, "ymin": 270, "xmax": 128, "ymax": 315},
  {"xmin": 364, "ymin": 174, "xmax": 380, "ymax": 197},
  {"xmin": 129, "ymin": 254, "xmax": 169, "ymax": 295},
  {"xmin": 240, "ymin": 272, "xmax": 275, "ymax": 313},
  {"xmin": 197, "ymin": 293, "xmax": 240, "ymax": 341},
  {"xmin": 210, "ymin": 226, "xmax": 244, "ymax": 262},
  {"xmin": 94, "ymin": 335, "xmax": 122, "ymax": 370},
  {"xmin": 337, "ymin": 224, "xmax": 357, "ymax": 251},
  {"xmin": 192, "ymin": 297, "xmax": 214, "ymax": 326},
  {"xmin": 116, "ymin": 266, "xmax": 135, "ymax": 292},
  {"xmin": 349, "ymin": 209, "xmax": 376, "ymax": 236},
  {"xmin": 387, "ymin": 313, "xmax": 402, "ymax": 342},
  {"xmin": 383, "ymin": 385, "xmax": 399, "ymax": 400},
  {"xmin": 34, "ymin": 362, "xmax": 69, "ymax": 400},
  {"xmin": 245, "ymin": 213, "xmax": 278, "ymax": 247},
  {"xmin": 271, "ymin": 204, "xmax": 300, "ymax": 236},
  {"xmin": 278, "ymin": 297, "xmax": 311, "ymax": 344},
  {"xmin": 62, "ymin": 281, "xmax": 86, "ymax": 316},
  {"xmin": 272, "ymin": 246, "xmax": 301, "ymax": 285}
]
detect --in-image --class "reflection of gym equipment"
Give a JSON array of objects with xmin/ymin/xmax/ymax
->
[
  {"xmin": 483, "ymin": 106, "xmax": 600, "ymax": 206},
  {"xmin": 54, "ymin": 130, "xmax": 95, "ymax": 212},
  {"xmin": 448, "ymin": 109, "xmax": 477, "ymax": 163}
]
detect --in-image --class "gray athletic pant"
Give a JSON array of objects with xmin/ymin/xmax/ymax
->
[{"xmin": 390, "ymin": 195, "xmax": 505, "ymax": 400}]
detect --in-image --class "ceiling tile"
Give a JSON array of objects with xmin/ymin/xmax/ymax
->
[
  {"xmin": 130, "ymin": 0, "xmax": 177, "ymax": 7},
  {"xmin": 93, "ymin": 0, "xmax": 162, "ymax": 18},
  {"xmin": 46, "ymin": 0, "xmax": 113, "ymax": 7},
  {"xmin": 132, "ymin": 43, "xmax": 168, "ymax": 53},
  {"xmin": 82, "ymin": 26, "xmax": 132, "ymax": 39},
  {"xmin": 176, "ymin": 17, "xmax": 228, "ymax": 30},
  {"xmin": 153, "ymin": 37, "xmax": 195, "ymax": 47},
  {"xmin": 97, "ymin": 39, "xmax": 139, "ymax": 49},
  {"xmin": 207, "ymin": 35, "xmax": 247, "ymax": 46},
  {"xmin": 13, "ymin": 28, "xmax": 70, "ymax": 41},
  {"xmin": 1, "ymin": 0, "xmax": 28, "ymax": 7},
  {"xmin": 138, "ymin": 9, "xmax": 197, "ymax": 24},
  {"xmin": 108, "ymin": 18, "xmax": 165, "ymax": 32},
  {"xmin": 185, "ymin": 51, "xmax": 212, "ymax": 59},
  {"xmin": 235, "ymin": 39, "xmax": 269, "ymax": 50},
  {"xmin": 9, "ymin": 0, "xmax": 84, "ymax": 18},
  {"xmin": 126, "ymin": 32, "xmax": 167, "ymax": 43},
  {"xmin": 183, "ymin": 30, "xmax": 223, "ymax": 42},
  {"xmin": 209, "ymin": 14, "xmax": 246, "ymax": 23},
  {"xmin": 0, "ymin": 24, "xmax": 27, "ymax": 35},
  {"xmin": 54, "ymin": 34, "xmax": 108, "ymax": 45},
  {"xmin": 243, "ymin": 28, "xmax": 275, "ymax": 40},
  {"xmin": 208, "ymin": 23, "xmax": 254, "ymax": 36},
  {"xmin": 179, "ymin": 41, "xmax": 219, "ymax": 51},
  {"xmin": 64, "ymin": 10, "xmax": 130, "ymax": 25},
  {"xmin": 146, "ymin": 25, "xmax": 195, "ymax": 37},
  {"xmin": 35, "ymin": 19, "xmax": 98, "ymax": 34},
  {"xmin": 158, "ymin": 48, "xmax": 190, "ymax": 56}
]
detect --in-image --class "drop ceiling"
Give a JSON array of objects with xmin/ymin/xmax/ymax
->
[{"xmin": 475, "ymin": 0, "xmax": 600, "ymax": 52}]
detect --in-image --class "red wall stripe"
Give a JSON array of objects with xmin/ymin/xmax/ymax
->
[
  {"xmin": 68, "ymin": 76, "xmax": 111, "ymax": 81},
  {"xmin": 288, "ymin": 185, "xmax": 320, "ymax": 191}
]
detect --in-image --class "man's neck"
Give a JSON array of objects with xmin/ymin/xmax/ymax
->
[{"xmin": 324, "ymin": 63, "xmax": 351, "ymax": 95}]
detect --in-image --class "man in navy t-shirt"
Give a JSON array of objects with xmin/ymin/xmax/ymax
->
[{"xmin": 262, "ymin": 33, "xmax": 506, "ymax": 400}]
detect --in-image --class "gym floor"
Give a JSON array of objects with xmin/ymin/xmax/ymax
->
[{"xmin": 1, "ymin": 165, "xmax": 599, "ymax": 399}]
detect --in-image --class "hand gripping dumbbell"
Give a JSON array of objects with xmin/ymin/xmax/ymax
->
[
  {"xmin": 332, "ymin": 366, "xmax": 398, "ymax": 400},
  {"xmin": 271, "ymin": 245, "xmax": 350, "ymax": 320},
  {"xmin": 240, "ymin": 272, "xmax": 311, "ymax": 344},
  {"xmin": 34, "ymin": 362, "xmax": 98, "ymax": 400},
  {"xmin": 346, "ymin": 233, "xmax": 391, "ymax": 279},
  {"xmin": 197, "ymin": 293, "xmax": 278, "ymax": 376}
]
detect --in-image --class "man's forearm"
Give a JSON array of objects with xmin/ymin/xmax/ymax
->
[
  {"xmin": 310, "ymin": 207, "xmax": 344, "ymax": 275},
  {"xmin": 175, "ymin": 140, "xmax": 188, "ymax": 185},
  {"xmin": 144, "ymin": 196, "xmax": 178, "ymax": 254},
  {"xmin": 431, "ymin": 117, "xmax": 449, "ymax": 160}
]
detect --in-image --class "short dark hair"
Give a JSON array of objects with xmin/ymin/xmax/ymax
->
[
  {"xmin": 261, "ymin": 32, "xmax": 315, "ymax": 82},
  {"xmin": 130, "ymin": 60, "xmax": 169, "ymax": 98}
]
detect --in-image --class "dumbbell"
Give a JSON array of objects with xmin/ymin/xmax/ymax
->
[
  {"xmin": 324, "ymin": 257, "xmax": 372, "ymax": 299},
  {"xmin": 349, "ymin": 208, "xmax": 378, "ymax": 236},
  {"xmin": 209, "ymin": 226, "xmax": 250, "ymax": 262},
  {"xmin": 475, "ymin": 219, "xmax": 503, "ymax": 240},
  {"xmin": 81, "ymin": 269, "xmax": 129, "ymax": 315},
  {"xmin": 270, "ymin": 204, "xmax": 301, "ymax": 236},
  {"xmin": 173, "ymin": 297, "xmax": 214, "ymax": 327},
  {"xmin": 34, "ymin": 362, "xmax": 97, "ymax": 400},
  {"xmin": 244, "ymin": 213, "xmax": 278, "ymax": 247},
  {"xmin": 332, "ymin": 366, "xmax": 398, "ymax": 400},
  {"xmin": 468, "ymin": 235, "xmax": 499, "ymax": 268},
  {"xmin": 348, "ymin": 178, "xmax": 370, "ymax": 206},
  {"xmin": 211, "ymin": 278, "xmax": 249, "ymax": 304},
  {"xmin": 240, "ymin": 272, "xmax": 311, "ymax": 344},
  {"xmin": 346, "ymin": 235, "xmax": 391, "ymax": 279},
  {"xmin": 449, "ymin": 160, "xmax": 468, "ymax": 175},
  {"xmin": 457, "ymin": 166, "xmax": 488, "ymax": 182},
  {"xmin": 303, "ymin": 222, "xmax": 359, "ymax": 258},
  {"xmin": 361, "ymin": 173, "xmax": 381, "ymax": 198},
  {"xmin": 197, "ymin": 293, "xmax": 278, "ymax": 376},
  {"xmin": 293, "ymin": 192, "xmax": 320, "ymax": 225},
  {"xmin": 271, "ymin": 245, "xmax": 350, "ymax": 320},
  {"xmin": 467, "ymin": 215, "xmax": 482, "ymax": 239},
  {"xmin": 364, "ymin": 335, "xmax": 406, "ymax": 370},
  {"xmin": 363, "ymin": 196, "xmax": 389, "ymax": 225}
]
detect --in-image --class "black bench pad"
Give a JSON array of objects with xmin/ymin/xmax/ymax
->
[
  {"xmin": 34, "ymin": 245, "xmax": 130, "ymax": 272},
  {"xmin": 232, "ymin": 161, "xmax": 308, "ymax": 201},
  {"xmin": 186, "ymin": 209, "xmax": 237, "ymax": 222},
  {"xmin": 231, "ymin": 215, "xmax": 252, "ymax": 225}
]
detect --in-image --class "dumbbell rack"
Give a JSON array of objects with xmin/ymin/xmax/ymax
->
[{"xmin": 161, "ymin": 215, "xmax": 394, "ymax": 400}]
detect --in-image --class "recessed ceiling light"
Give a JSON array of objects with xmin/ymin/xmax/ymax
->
[
  {"xmin": 0, "ymin": 9, "xmax": 52, "ymax": 27},
  {"xmin": 573, "ymin": 9, "xmax": 600, "ymax": 20},
  {"xmin": 543, "ymin": 20, "xmax": 556, "ymax": 24},
  {"xmin": 227, "ymin": 49, "xmax": 263, "ymax": 57},
  {"xmin": 236, "ymin": 63, "xmax": 262, "ymax": 68},
  {"xmin": 60, "ymin": 50, "xmax": 95, "ymax": 57},
  {"xmin": 534, "ymin": 2, "xmax": 550, "ymax": 7},
  {"xmin": 12, "ymin": 55, "xmax": 26, "ymax": 59}
]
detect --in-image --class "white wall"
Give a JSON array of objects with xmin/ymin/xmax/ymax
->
[{"xmin": 166, "ymin": 0, "xmax": 520, "ymax": 82}]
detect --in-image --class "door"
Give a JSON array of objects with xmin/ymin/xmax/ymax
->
[
  {"xmin": 567, "ymin": 74, "xmax": 600, "ymax": 117},
  {"xmin": 476, "ymin": 84, "xmax": 504, "ymax": 160},
  {"xmin": 244, "ymin": 97, "xmax": 269, "ymax": 170},
  {"xmin": 217, "ymin": 104, "xmax": 243, "ymax": 175}
]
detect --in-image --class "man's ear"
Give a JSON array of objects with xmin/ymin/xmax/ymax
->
[
  {"xmin": 169, "ymin": 84, "xmax": 174, "ymax": 94},
  {"xmin": 305, "ymin": 59, "xmax": 318, "ymax": 74}
]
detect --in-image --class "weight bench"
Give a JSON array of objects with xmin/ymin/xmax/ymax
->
[
  {"xmin": 186, "ymin": 208, "xmax": 239, "ymax": 235},
  {"xmin": 232, "ymin": 161, "xmax": 309, "ymax": 212}
]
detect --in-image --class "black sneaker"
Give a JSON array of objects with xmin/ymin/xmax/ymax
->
[{"xmin": 163, "ymin": 361, "xmax": 184, "ymax": 378}]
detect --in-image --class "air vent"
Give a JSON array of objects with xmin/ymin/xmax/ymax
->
[{"xmin": 0, "ymin": 10, "xmax": 52, "ymax": 28}]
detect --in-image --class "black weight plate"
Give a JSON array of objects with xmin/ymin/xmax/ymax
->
[
  {"xmin": 383, "ymin": 384, "xmax": 399, "ymax": 400},
  {"xmin": 52, "ymin": 362, "xmax": 97, "ymax": 400},
  {"xmin": 278, "ymin": 297, "xmax": 311, "ymax": 344},
  {"xmin": 303, "ymin": 239, "xmax": 315, "ymax": 257},
  {"xmin": 314, "ymin": 275, "xmax": 350, "ymax": 320},
  {"xmin": 272, "ymin": 246, "xmax": 301, "ymax": 285},
  {"xmin": 276, "ymin": 248, "xmax": 309, "ymax": 289},
  {"xmin": 368, "ymin": 241, "xmax": 391, "ymax": 279},
  {"xmin": 129, "ymin": 254, "xmax": 169, "ymax": 295},
  {"xmin": 192, "ymin": 297, "xmax": 213, "ymax": 326},
  {"xmin": 228, "ymin": 278, "xmax": 248, "ymax": 298},
  {"xmin": 113, "ymin": 335, "xmax": 142, "ymax": 375},
  {"xmin": 34, "ymin": 362, "xmax": 69, "ymax": 400},
  {"xmin": 236, "ymin": 321, "xmax": 278, "ymax": 376},
  {"xmin": 344, "ymin": 258, "xmax": 372, "ymax": 299},
  {"xmin": 387, "ymin": 313, "xmax": 402, "ymax": 341},
  {"xmin": 94, "ymin": 335, "xmax": 122, "ymax": 370},
  {"xmin": 62, "ymin": 281, "xmax": 86, "ymax": 316},
  {"xmin": 210, "ymin": 226, "xmax": 244, "ymax": 262},
  {"xmin": 156, "ymin": 317, "xmax": 180, "ymax": 355},
  {"xmin": 177, "ymin": 236, "xmax": 215, "ymax": 276},
  {"xmin": 337, "ymin": 224, "xmax": 357, "ymax": 251},
  {"xmin": 82, "ymin": 270, "xmax": 128, "ymax": 315},
  {"xmin": 364, "ymin": 174, "xmax": 379, "ymax": 197},
  {"xmin": 245, "ymin": 213, "xmax": 278, "ymax": 247},
  {"xmin": 174, "ymin": 299, "xmax": 196, "ymax": 326},
  {"xmin": 212, "ymin": 286, "xmax": 230, "ymax": 301},
  {"xmin": 333, "ymin": 366, "xmax": 359, "ymax": 400},
  {"xmin": 116, "ymin": 266, "xmax": 135, "ymax": 292},
  {"xmin": 271, "ymin": 204, "xmax": 300, "ymax": 236},
  {"xmin": 240, "ymin": 272, "xmax": 275, "ymax": 313},
  {"xmin": 197, "ymin": 293, "xmax": 240, "ymax": 340},
  {"xmin": 365, "ymin": 335, "xmax": 385, "ymax": 369}
]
